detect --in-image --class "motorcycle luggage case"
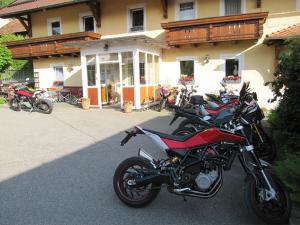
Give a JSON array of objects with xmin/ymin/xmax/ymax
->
[{"xmin": 190, "ymin": 95, "xmax": 204, "ymax": 105}]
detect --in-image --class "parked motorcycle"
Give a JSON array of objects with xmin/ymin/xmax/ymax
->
[
  {"xmin": 170, "ymin": 85, "xmax": 276, "ymax": 163},
  {"xmin": 158, "ymin": 85, "xmax": 178, "ymax": 112},
  {"xmin": 9, "ymin": 80, "xmax": 53, "ymax": 114},
  {"xmin": 114, "ymin": 83, "xmax": 290, "ymax": 225}
]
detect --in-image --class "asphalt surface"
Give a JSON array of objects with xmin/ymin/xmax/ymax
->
[{"xmin": 0, "ymin": 103, "xmax": 293, "ymax": 225}]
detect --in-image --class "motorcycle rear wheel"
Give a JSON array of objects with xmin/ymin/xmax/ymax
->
[
  {"xmin": 245, "ymin": 171, "xmax": 291, "ymax": 225},
  {"xmin": 113, "ymin": 157, "xmax": 161, "ymax": 207},
  {"xmin": 172, "ymin": 127, "xmax": 196, "ymax": 136}
]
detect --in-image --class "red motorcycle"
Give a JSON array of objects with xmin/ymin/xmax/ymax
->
[
  {"xmin": 113, "ymin": 83, "xmax": 291, "ymax": 225},
  {"xmin": 9, "ymin": 82, "xmax": 53, "ymax": 114}
]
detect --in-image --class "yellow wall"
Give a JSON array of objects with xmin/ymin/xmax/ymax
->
[
  {"xmin": 161, "ymin": 41, "xmax": 275, "ymax": 108},
  {"xmin": 33, "ymin": 57, "xmax": 82, "ymax": 88},
  {"xmin": 31, "ymin": 3, "xmax": 93, "ymax": 37},
  {"xmin": 30, "ymin": 0, "xmax": 300, "ymax": 38}
]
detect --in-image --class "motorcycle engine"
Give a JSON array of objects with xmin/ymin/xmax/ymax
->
[{"xmin": 195, "ymin": 170, "xmax": 219, "ymax": 191}]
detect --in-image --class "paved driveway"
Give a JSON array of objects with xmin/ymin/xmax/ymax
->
[{"xmin": 0, "ymin": 104, "xmax": 270, "ymax": 225}]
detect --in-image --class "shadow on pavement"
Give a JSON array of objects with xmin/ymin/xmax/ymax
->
[{"xmin": 0, "ymin": 112, "xmax": 265, "ymax": 225}]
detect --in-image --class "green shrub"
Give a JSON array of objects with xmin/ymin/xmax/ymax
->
[
  {"xmin": 275, "ymin": 153, "xmax": 300, "ymax": 203},
  {"xmin": 0, "ymin": 97, "xmax": 7, "ymax": 105}
]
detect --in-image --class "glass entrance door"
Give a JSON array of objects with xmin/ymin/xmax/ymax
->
[{"xmin": 100, "ymin": 63, "xmax": 121, "ymax": 106}]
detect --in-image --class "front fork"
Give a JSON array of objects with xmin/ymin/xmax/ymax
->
[{"xmin": 239, "ymin": 130, "xmax": 277, "ymax": 201}]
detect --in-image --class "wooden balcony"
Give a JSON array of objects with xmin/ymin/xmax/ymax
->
[
  {"xmin": 161, "ymin": 12, "xmax": 268, "ymax": 46},
  {"xmin": 6, "ymin": 32, "xmax": 101, "ymax": 59}
]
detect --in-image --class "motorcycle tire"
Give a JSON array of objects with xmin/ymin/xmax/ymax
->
[
  {"xmin": 158, "ymin": 99, "xmax": 166, "ymax": 112},
  {"xmin": 172, "ymin": 127, "xmax": 196, "ymax": 136},
  {"xmin": 36, "ymin": 99, "xmax": 53, "ymax": 114},
  {"xmin": 253, "ymin": 125, "xmax": 277, "ymax": 163},
  {"xmin": 10, "ymin": 99, "xmax": 21, "ymax": 111},
  {"xmin": 244, "ymin": 170, "xmax": 291, "ymax": 225},
  {"xmin": 113, "ymin": 157, "xmax": 161, "ymax": 208}
]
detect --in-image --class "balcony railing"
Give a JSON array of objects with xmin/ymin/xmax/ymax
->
[
  {"xmin": 161, "ymin": 12, "xmax": 268, "ymax": 46},
  {"xmin": 6, "ymin": 32, "xmax": 101, "ymax": 59}
]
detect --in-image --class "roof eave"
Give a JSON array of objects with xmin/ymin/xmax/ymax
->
[{"xmin": 0, "ymin": 0, "xmax": 90, "ymax": 18}]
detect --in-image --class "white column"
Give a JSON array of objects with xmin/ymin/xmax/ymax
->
[
  {"xmin": 81, "ymin": 53, "xmax": 88, "ymax": 98},
  {"xmin": 134, "ymin": 49, "xmax": 141, "ymax": 110},
  {"xmin": 96, "ymin": 54, "xmax": 102, "ymax": 109},
  {"xmin": 118, "ymin": 52, "xmax": 124, "ymax": 109}
]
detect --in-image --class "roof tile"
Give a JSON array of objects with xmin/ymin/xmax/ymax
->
[
  {"xmin": 0, "ymin": 19, "xmax": 26, "ymax": 35},
  {"xmin": 266, "ymin": 23, "xmax": 300, "ymax": 40}
]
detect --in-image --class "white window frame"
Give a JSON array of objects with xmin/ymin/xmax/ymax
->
[
  {"xmin": 220, "ymin": 0, "xmax": 246, "ymax": 16},
  {"xmin": 175, "ymin": 0, "xmax": 197, "ymax": 21},
  {"xmin": 127, "ymin": 3, "xmax": 146, "ymax": 33},
  {"xmin": 51, "ymin": 63, "xmax": 65, "ymax": 83},
  {"xmin": 220, "ymin": 54, "xmax": 244, "ymax": 79},
  {"xmin": 176, "ymin": 56, "xmax": 197, "ymax": 83},
  {"xmin": 297, "ymin": 0, "xmax": 300, "ymax": 11},
  {"xmin": 79, "ymin": 12, "xmax": 96, "ymax": 32},
  {"xmin": 47, "ymin": 17, "xmax": 62, "ymax": 36}
]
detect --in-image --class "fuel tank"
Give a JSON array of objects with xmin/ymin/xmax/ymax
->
[
  {"xmin": 162, "ymin": 128, "xmax": 245, "ymax": 150},
  {"xmin": 16, "ymin": 90, "xmax": 34, "ymax": 97}
]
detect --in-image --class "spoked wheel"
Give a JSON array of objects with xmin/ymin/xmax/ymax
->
[
  {"xmin": 253, "ymin": 125, "xmax": 277, "ymax": 163},
  {"xmin": 245, "ymin": 171, "xmax": 291, "ymax": 225},
  {"xmin": 113, "ymin": 157, "xmax": 161, "ymax": 207}
]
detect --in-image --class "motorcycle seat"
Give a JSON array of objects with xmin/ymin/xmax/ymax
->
[{"xmin": 143, "ymin": 129, "xmax": 195, "ymax": 142}]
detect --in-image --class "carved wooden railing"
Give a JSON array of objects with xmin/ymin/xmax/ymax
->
[
  {"xmin": 6, "ymin": 32, "xmax": 101, "ymax": 59},
  {"xmin": 161, "ymin": 12, "xmax": 268, "ymax": 46}
]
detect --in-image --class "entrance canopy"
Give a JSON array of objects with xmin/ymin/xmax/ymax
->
[{"xmin": 64, "ymin": 35, "xmax": 167, "ymax": 109}]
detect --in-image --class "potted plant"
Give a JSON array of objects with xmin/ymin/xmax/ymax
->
[
  {"xmin": 124, "ymin": 101, "xmax": 133, "ymax": 113},
  {"xmin": 81, "ymin": 98, "xmax": 90, "ymax": 110}
]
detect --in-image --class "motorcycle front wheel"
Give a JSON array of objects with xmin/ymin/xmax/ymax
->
[
  {"xmin": 253, "ymin": 125, "xmax": 277, "ymax": 163},
  {"xmin": 113, "ymin": 157, "xmax": 161, "ymax": 208},
  {"xmin": 10, "ymin": 98, "xmax": 21, "ymax": 111},
  {"xmin": 36, "ymin": 99, "xmax": 53, "ymax": 114},
  {"xmin": 245, "ymin": 171, "xmax": 291, "ymax": 225}
]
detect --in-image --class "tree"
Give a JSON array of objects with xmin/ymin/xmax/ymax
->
[
  {"xmin": 0, "ymin": 34, "xmax": 31, "ymax": 72},
  {"xmin": 267, "ymin": 38, "xmax": 300, "ymax": 154},
  {"xmin": 0, "ymin": 0, "xmax": 13, "ymax": 8}
]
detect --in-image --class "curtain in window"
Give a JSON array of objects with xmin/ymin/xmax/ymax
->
[{"xmin": 225, "ymin": 0, "xmax": 241, "ymax": 16}]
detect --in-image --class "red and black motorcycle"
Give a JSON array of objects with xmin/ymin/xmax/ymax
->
[
  {"xmin": 9, "ymin": 82, "xmax": 53, "ymax": 114},
  {"xmin": 113, "ymin": 83, "xmax": 291, "ymax": 225}
]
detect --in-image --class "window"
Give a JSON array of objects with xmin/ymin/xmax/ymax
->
[
  {"xmin": 83, "ymin": 16, "xmax": 95, "ymax": 32},
  {"xmin": 122, "ymin": 52, "xmax": 134, "ymax": 86},
  {"xmin": 147, "ymin": 54, "xmax": 153, "ymax": 85},
  {"xmin": 80, "ymin": 13, "xmax": 95, "ymax": 32},
  {"xmin": 178, "ymin": 1, "xmax": 195, "ymax": 20},
  {"xmin": 128, "ymin": 7, "xmax": 145, "ymax": 32},
  {"xmin": 139, "ymin": 52, "xmax": 146, "ymax": 84},
  {"xmin": 52, "ymin": 65, "xmax": 64, "ymax": 87},
  {"xmin": 225, "ymin": 59, "xmax": 239, "ymax": 77},
  {"xmin": 180, "ymin": 60, "xmax": 194, "ymax": 82},
  {"xmin": 48, "ymin": 18, "xmax": 61, "ymax": 36},
  {"xmin": 86, "ymin": 55, "xmax": 96, "ymax": 86},
  {"xmin": 221, "ymin": 55, "xmax": 242, "ymax": 82},
  {"xmin": 220, "ymin": 0, "xmax": 245, "ymax": 16}
]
